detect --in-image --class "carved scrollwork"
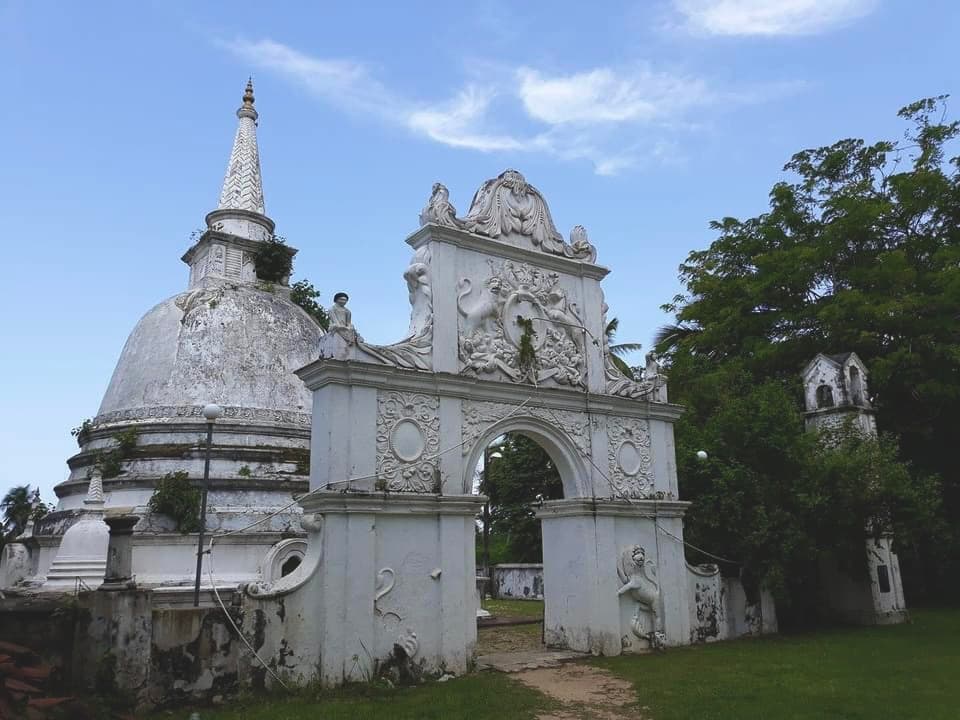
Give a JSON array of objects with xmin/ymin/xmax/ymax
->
[
  {"xmin": 376, "ymin": 392, "xmax": 440, "ymax": 492},
  {"xmin": 359, "ymin": 246, "xmax": 433, "ymax": 371},
  {"xmin": 461, "ymin": 400, "xmax": 591, "ymax": 460},
  {"xmin": 457, "ymin": 260, "xmax": 585, "ymax": 387},
  {"xmin": 460, "ymin": 170, "xmax": 597, "ymax": 261},
  {"xmin": 419, "ymin": 171, "xmax": 597, "ymax": 261},
  {"xmin": 607, "ymin": 417, "xmax": 653, "ymax": 499}
]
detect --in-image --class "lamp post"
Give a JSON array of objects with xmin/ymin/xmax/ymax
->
[
  {"xmin": 482, "ymin": 448, "xmax": 502, "ymax": 576},
  {"xmin": 193, "ymin": 403, "xmax": 223, "ymax": 607}
]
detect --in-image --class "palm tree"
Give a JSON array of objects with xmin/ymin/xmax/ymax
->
[
  {"xmin": 605, "ymin": 317, "xmax": 643, "ymax": 379},
  {"xmin": 1, "ymin": 485, "xmax": 44, "ymax": 541},
  {"xmin": 652, "ymin": 323, "xmax": 701, "ymax": 356}
]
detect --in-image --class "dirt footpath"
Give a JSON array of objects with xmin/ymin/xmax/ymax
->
[{"xmin": 515, "ymin": 662, "xmax": 644, "ymax": 719}]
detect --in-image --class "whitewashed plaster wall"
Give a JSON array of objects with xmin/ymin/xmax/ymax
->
[
  {"xmin": 686, "ymin": 564, "xmax": 778, "ymax": 643},
  {"xmin": 492, "ymin": 564, "xmax": 544, "ymax": 600},
  {"xmin": 538, "ymin": 500, "xmax": 692, "ymax": 654},
  {"xmin": 242, "ymin": 494, "xmax": 483, "ymax": 687}
]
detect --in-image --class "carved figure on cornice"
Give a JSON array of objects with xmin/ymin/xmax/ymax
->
[
  {"xmin": 376, "ymin": 392, "xmax": 440, "ymax": 492},
  {"xmin": 328, "ymin": 292, "xmax": 359, "ymax": 344},
  {"xmin": 419, "ymin": 183, "xmax": 463, "ymax": 229},
  {"xmin": 617, "ymin": 545, "xmax": 663, "ymax": 648},
  {"xmin": 569, "ymin": 225, "xmax": 597, "ymax": 263},
  {"xmin": 461, "ymin": 170, "xmax": 597, "ymax": 261},
  {"xmin": 359, "ymin": 248, "xmax": 434, "ymax": 371},
  {"xmin": 607, "ymin": 417, "xmax": 654, "ymax": 498},
  {"xmin": 458, "ymin": 260, "xmax": 585, "ymax": 387},
  {"xmin": 403, "ymin": 245, "xmax": 433, "ymax": 337},
  {"xmin": 600, "ymin": 297, "xmax": 661, "ymax": 400}
]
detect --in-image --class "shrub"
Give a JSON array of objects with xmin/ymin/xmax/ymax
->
[{"xmin": 148, "ymin": 471, "xmax": 201, "ymax": 533}]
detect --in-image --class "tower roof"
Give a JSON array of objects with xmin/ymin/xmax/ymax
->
[{"xmin": 217, "ymin": 78, "xmax": 265, "ymax": 215}]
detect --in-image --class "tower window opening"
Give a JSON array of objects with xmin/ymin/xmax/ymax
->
[
  {"xmin": 816, "ymin": 384, "xmax": 835, "ymax": 409},
  {"xmin": 877, "ymin": 564, "xmax": 891, "ymax": 593}
]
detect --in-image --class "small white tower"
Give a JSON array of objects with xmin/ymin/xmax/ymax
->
[
  {"xmin": 802, "ymin": 352, "xmax": 908, "ymax": 625},
  {"xmin": 802, "ymin": 352, "xmax": 876, "ymax": 436}
]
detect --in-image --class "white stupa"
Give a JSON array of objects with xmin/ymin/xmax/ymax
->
[{"xmin": 10, "ymin": 80, "xmax": 323, "ymax": 590}]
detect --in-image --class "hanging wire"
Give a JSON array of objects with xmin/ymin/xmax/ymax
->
[
  {"xmin": 539, "ymin": 405, "xmax": 742, "ymax": 566},
  {"xmin": 201, "ymin": 393, "xmax": 537, "ymax": 686}
]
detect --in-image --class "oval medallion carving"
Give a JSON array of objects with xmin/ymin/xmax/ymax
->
[
  {"xmin": 617, "ymin": 441, "xmax": 643, "ymax": 477},
  {"xmin": 503, "ymin": 295, "xmax": 548, "ymax": 349},
  {"xmin": 391, "ymin": 419, "xmax": 426, "ymax": 462}
]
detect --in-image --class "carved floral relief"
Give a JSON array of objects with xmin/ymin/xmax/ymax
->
[
  {"xmin": 376, "ymin": 391, "xmax": 440, "ymax": 492},
  {"xmin": 457, "ymin": 260, "xmax": 586, "ymax": 387},
  {"xmin": 607, "ymin": 417, "xmax": 654, "ymax": 498}
]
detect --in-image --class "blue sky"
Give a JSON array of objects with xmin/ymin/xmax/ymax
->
[{"xmin": 1, "ymin": 0, "xmax": 957, "ymax": 505}]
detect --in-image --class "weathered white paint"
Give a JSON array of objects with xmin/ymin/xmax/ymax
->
[
  {"xmin": 686, "ymin": 563, "xmax": 778, "ymax": 643},
  {"xmin": 492, "ymin": 564, "xmax": 544, "ymax": 600}
]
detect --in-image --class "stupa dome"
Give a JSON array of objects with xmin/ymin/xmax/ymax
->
[
  {"xmin": 24, "ymin": 80, "xmax": 326, "ymax": 589},
  {"xmin": 97, "ymin": 283, "xmax": 321, "ymax": 421}
]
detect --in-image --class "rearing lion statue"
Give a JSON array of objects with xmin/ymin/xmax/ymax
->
[{"xmin": 616, "ymin": 545, "xmax": 662, "ymax": 646}]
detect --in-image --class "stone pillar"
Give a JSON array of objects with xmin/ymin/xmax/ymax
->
[
  {"xmin": 297, "ymin": 492, "xmax": 484, "ymax": 687},
  {"xmin": 537, "ymin": 499, "xmax": 692, "ymax": 655},
  {"xmin": 100, "ymin": 514, "xmax": 140, "ymax": 590}
]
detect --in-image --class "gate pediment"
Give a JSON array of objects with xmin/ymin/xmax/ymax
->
[{"xmin": 299, "ymin": 170, "xmax": 679, "ymax": 500}]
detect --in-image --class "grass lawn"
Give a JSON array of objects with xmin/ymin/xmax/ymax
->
[
  {"xmin": 162, "ymin": 672, "xmax": 554, "ymax": 720},
  {"xmin": 595, "ymin": 607, "xmax": 960, "ymax": 720},
  {"xmin": 160, "ymin": 608, "xmax": 960, "ymax": 719},
  {"xmin": 482, "ymin": 598, "xmax": 544, "ymax": 618}
]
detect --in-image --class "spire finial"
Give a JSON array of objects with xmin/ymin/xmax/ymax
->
[{"xmin": 208, "ymin": 77, "xmax": 268, "ymax": 227}]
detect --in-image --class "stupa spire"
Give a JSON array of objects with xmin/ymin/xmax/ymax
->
[
  {"xmin": 217, "ymin": 78, "xmax": 265, "ymax": 215},
  {"xmin": 198, "ymin": 79, "xmax": 275, "ymax": 250}
]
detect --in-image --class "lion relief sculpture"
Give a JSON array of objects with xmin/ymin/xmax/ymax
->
[{"xmin": 617, "ymin": 545, "xmax": 665, "ymax": 649}]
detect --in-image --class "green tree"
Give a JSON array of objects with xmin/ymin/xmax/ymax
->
[
  {"xmin": 1, "ymin": 485, "xmax": 48, "ymax": 544},
  {"xmin": 658, "ymin": 97, "xmax": 958, "ymax": 608},
  {"xmin": 290, "ymin": 279, "xmax": 331, "ymax": 330},
  {"xmin": 481, "ymin": 434, "xmax": 564, "ymax": 563}
]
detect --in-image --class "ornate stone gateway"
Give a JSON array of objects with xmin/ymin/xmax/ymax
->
[{"xmin": 274, "ymin": 169, "xmax": 697, "ymax": 685}]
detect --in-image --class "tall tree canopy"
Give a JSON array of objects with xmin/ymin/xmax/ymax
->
[
  {"xmin": 657, "ymin": 97, "xmax": 957, "ymax": 610},
  {"xmin": 481, "ymin": 434, "xmax": 564, "ymax": 563}
]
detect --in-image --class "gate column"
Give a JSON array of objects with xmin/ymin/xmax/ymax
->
[{"xmin": 539, "ymin": 498, "xmax": 692, "ymax": 654}]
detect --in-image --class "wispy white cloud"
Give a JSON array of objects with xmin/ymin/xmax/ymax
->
[
  {"xmin": 516, "ymin": 65, "xmax": 710, "ymax": 125},
  {"xmin": 223, "ymin": 38, "xmax": 400, "ymax": 116},
  {"xmin": 407, "ymin": 86, "xmax": 527, "ymax": 152},
  {"xmin": 221, "ymin": 37, "xmax": 798, "ymax": 175},
  {"xmin": 673, "ymin": 0, "xmax": 877, "ymax": 36}
]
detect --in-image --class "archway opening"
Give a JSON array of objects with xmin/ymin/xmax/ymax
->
[{"xmin": 472, "ymin": 431, "xmax": 565, "ymax": 655}]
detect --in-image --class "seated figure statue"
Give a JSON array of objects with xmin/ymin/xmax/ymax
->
[
  {"xmin": 328, "ymin": 292, "xmax": 358, "ymax": 343},
  {"xmin": 319, "ymin": 291, "xmax": 363, "ymax": 360}
]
